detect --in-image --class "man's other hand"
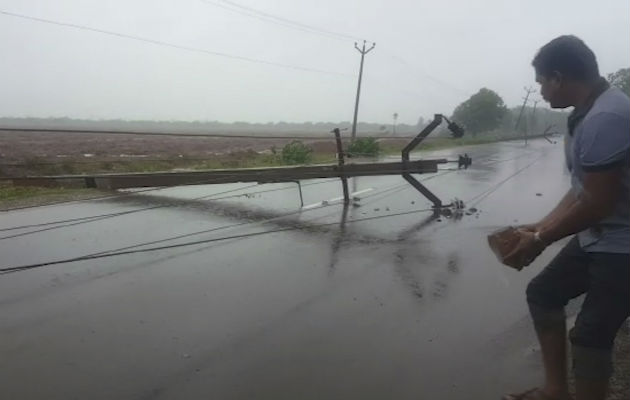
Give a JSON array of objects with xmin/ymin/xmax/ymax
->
[{"xmin": 503, "ymin": 229, "xmax": 546, "ymax": 270}]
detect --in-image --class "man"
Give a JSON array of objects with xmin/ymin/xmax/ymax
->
[{"xmin": 502, "ymin": 36, "xmax": 630, "ymax": 400}]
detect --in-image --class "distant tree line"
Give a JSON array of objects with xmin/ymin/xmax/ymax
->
[
  {"xmin": 442, "ymin": 67, "xmax": 629, "ymax": 138},
  {"xmin": 1, "ymin": 68, "xmax": 626, "ymax": 139},
  {"xmin": 607, "ymin": 67, "xmax": 630, "ymax": 97}
]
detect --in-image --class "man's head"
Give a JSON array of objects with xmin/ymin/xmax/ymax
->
[{"xmin": 532, "ymin": 35, "xmax": 600, "ymax": 108}]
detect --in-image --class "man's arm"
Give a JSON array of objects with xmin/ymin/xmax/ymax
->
[
  {"xmin": 504, "ymin": 111, "xmax": 628, "ymax": 269},
  {"xmin": 533, "ymin": 189, "xmax": 579, "ymax": 230},
  {"xmin": 518, "ymin": 189, "xmax": 578, "ymax": 233},
  {"xmin": 531, "ymin": 112, "xmax": 628, "ymax": 239},
  {"xmin": 537, "ymin": 168, "xmax": 622, "ymax": 245},
  {"xmin": 503, "ymin": 169, "xmax": 621, "ymax": 268}
]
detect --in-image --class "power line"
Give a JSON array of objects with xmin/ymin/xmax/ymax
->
[
  {"xmin": 0, "ymin": 205, "xmax": 437, "ymax": 275},
  {"xmin": 0, "ymin": 179, "xmax": 339, "ymax": 236},
  {"xmin": 0, "ymin": 166, "xmax": 426, "ymax": 212},
  {"xmin": 385, "ymin": 52, "xmax": 471, "ymax": 97},
  {"xmin": 481, "ymin": 150, "xmax": 536, "ymax": 166},
  {"xmin": 1, "ymin": 161, "xmax": 471, "ymax": 233},
  {"xmin": 200, "ymin": 0, "xmax": 465, "ymax": 101},
  {"xmin": 0, "ymin": 147, "xmax": 497, "ymax": 213},
  {"xmin": 0, "ymin": 181, "xmax": 322, "ymax": 231},
  {"xmin": 0, "ymin": 10, "xmax": 353, "ymax": 78},
  {"xmin": 0, "ymin": 163, "xmax": 454, "ymax": 213},
  {"xmin": 65, "ymin": 178, "xmax": 419, "ymax": 255},
  {"xmin": 0, "ymin": 185, "xmax": 182, "ymax": 213},
  {"xmin": 0, "ymin": 148, "xmax": 543, "ymax": 275},
  {"xmin": 0, "ymin": 175, "xmax": 265, "ymax": 212},
  {"xmin": 0, "ymin": 182, "xmax": 260, "ymax": 240},
  {"xmin": 64, "ymin": 178, "xmax": 411, "ymax": 260},
  {"xmin": 49, "ymin": 190, "xmax": 358, "ymax": 261},
  {"xmin": 1, "ymin": 145, "xmax": 506, "ymax": 218},
  {"xmin": 199, "ymin": 0, "xmax": 364, "ymax": 42},
  {"xmin": 0, "ymin": 166, "xmax": 466, "ymax": 274},
  {"xmin": 202, "ymin": 0, "xmax": 466, "ymax": 104},
  {"xmin": 219, "ymin": 0, "xmax": 364, "ymax": 41},
  {"xmin": 354, "ymin": 169, "xmax": 458, "ymax": 204},
  {"xmin": 468, "ymin": 155, "xmax": 543, "ymax": 206},
  {"xmin": 0, "ymin": 172, "xmax": 334, "ymax": 213}
]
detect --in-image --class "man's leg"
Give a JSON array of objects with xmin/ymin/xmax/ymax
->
[
  {"xmin": 525, "ymin": 237, "xmax": 590, "ymax": 399},
  {"xmin": 570, "ymin": 252, "xmax": 630, "ymax": 400},
  {"xmin": 530, "ymin": 311, "xmax": 569, "ymax": 398}
]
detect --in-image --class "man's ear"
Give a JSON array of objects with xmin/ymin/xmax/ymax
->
[{"xmin": 550, "ymin": 70, "xmax": 563, "ymax": 87}]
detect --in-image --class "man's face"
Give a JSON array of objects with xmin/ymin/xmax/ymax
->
[{"xmin": 536, "ymin": 73, "xmax": 570, "ymax": 109}]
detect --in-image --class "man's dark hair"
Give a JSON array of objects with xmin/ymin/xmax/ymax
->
[{"xmin": 532, "ymin": 35, "xmax": 599, "ymax": 81}]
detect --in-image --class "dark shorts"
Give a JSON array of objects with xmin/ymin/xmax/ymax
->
[
  {"xmin": 526, "ymin": 236, "xmax": 629, "ymax": 378},
  {"xmin": 526, "ymin": 236, "xmax": 629, "ymax": 349}
]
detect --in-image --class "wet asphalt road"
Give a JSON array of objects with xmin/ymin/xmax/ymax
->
[{"xmin": 0, "ymin": 138, "xmax": 575, "ymax": 400}]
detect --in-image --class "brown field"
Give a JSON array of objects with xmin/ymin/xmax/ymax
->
[
  {"xmin": 0, "ymin": 130, "xmax": 316, "ymax": 161},
  {"xmin": 1, "ymin": 130, "xmax": 406, "ymax": 177}
]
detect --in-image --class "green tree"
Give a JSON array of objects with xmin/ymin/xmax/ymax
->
[
  {"xmin": 452, "ymin": 88, "xmax": 507, "ymax": 135},
  {"xmin": 607, "ymin": 68, "xmax": 630, "ymax": 97},
  {"xmin": 347, "ymin": 137, "xmax": 380, "ymax": 157},
  {"xmin": 281, "ymin": 141, "xmax": 313, "ymax": 165}
]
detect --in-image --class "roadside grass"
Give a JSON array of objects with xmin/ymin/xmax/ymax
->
[{"xmin": 1, "ymin": 133, "xmax": 540, "ymax": 207}]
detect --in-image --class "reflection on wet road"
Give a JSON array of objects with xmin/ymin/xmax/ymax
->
[{"xmin": 0, "ymin": 139, "xmax": 574, "ymax": 400}]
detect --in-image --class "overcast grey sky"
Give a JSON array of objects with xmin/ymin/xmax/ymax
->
[{"xmin": 1, "ymin": 0, "xmax": 628, "ymax": 124}]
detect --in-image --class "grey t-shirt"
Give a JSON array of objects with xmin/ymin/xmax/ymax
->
[{"xmin": 565, "ymin": 86, "xmax": 630, "ymax": 253}]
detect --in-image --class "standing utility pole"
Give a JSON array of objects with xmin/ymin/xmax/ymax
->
[
  {"xmin": 527, "ymin": 99, "xmax": 539, "ymax": 145},
  {"xmin": 515, "ymin": 86, "xmax": 536, "ymax": 139},
  {"xmin": 351, "ymin": 40, "xmax": 376, "ymax": 142}
]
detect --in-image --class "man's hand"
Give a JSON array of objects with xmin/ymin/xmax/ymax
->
[
  {"xmin": 518, "ymin": 224, "xmax": 538, "ymax": 233},
  {"xmin": 503, "ymin": 229, "xmax": 546, "ymax": 270}
]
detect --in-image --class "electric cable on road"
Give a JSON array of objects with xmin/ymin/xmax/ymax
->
[
  {"xmin": 467, "ymin": 156, "xmax": 543, "ymax": 206},
  {"xmin": 0, "ymin": 205, "xmax": 438, "ymax": 275},
  {"xmin": 0, "ymin": 147, "xmax": 545, "ymax": 275},
  {"xmin": 1, "ymin": 148, "xmax": 503, "ymax": 226},
  {"xmin": 0, "ymin": 169, "xmax": 462, "ymax": 274},
  {"xmin": 0, "ymin": 179, "xmax": 342, "ymax": 236}
]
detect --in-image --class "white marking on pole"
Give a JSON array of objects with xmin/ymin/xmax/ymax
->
[{"xmin": 301, "ymin": 188, "xmax": 374, "ymax": 209}]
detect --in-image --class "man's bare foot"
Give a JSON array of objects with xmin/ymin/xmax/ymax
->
[{"xmin": 502, "ymin": 387, "xmax": 573, "ymax": 400}]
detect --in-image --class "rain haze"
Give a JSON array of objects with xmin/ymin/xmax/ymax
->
[
  {"xmin": 1, "ymin": 2, "xmax": 630, "ymax": 400},
  {"xmin": 1, "ymin": 0, "xmax": 629, "ymax": 124}
]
